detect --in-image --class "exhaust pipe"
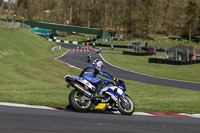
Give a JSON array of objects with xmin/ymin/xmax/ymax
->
[{"xmin": 73, "ymin": 84, "xmax": 92, "ymax": 97}]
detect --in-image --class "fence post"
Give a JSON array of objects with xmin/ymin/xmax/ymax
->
[
  {"xmin": 175, "ymin": 48, "xmax": 178, "ymax": 60},
  {"xmin": 186, "ymin": 49, "xmax": 189, "ymax": 61}
]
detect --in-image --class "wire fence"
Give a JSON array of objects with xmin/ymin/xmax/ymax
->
[
  {"xmin": 153, "ymin": 48, "xmax": 191, "ymax": 61},
  {"xmin": 0, "ymin": 21, "xmax": 30, "ymax": 29}
]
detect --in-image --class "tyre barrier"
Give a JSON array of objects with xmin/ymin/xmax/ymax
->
[
  {"xmin": 123, "ymin": 51, "xmax": 153, "ymax": 56},
  {"xmin": 68, "ymin": 48, "xmax": 90, "ymax": 53},
  {"xmin": 148, "ymin": 58, "xmax": 200, "ymax": 65}
]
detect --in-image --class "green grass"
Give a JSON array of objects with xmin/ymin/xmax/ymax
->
[
  {"xmin": 57, "ymin": 34, "xmax": 200, "ymax": 48},
  {"xmin": 125, "ymin": 80, "xmax": 200, "ymax": 114},
  {"xmin": 101, "ymin": 53, "xmax": 200, "ymax": 82},
  {"xmin": 57, "ymin": 36, "xmax": 91, "ymax": 42},
  {"xmin": 145, "ymin": 38, "xmax": 200, "ymax": 47},
  {"xmin": 0, "ymin": 21, "xmax": 9, "ymax": 28},
  {"xmin": 0, "ymin": 27, "xmax": 200, "ymax": 114},
  {"xmin": 101, "ymin": 50, "xmax": 123, "ymax": 54},
  {"xmin": 0, "ymin": 28, "xmax": 80, "ymax": 107},
  {"xmin": 94, "ymin": 38, "xmax": 200, "ymax": 47}
]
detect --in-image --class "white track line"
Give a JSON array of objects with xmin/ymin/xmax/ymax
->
[
  {"xmin": 0, "ymin": 102, "xmax": 199, "ymax": 118},
  {"xmin": 55, "ymin": 49, "xmax": 82, "ymax": 70},
  {"xmin": 1, "ymin": 47, "xmax": 199, "ymax": 117},
  {"xmin": 0, "ymin": 102, "xmax": 56, "ymax": 110},
  {"xmin": 98, "ymin": 53, "xmax": 200, "ymax": 84},
  {"xmin": 54, "ymin": 46, "xmax": 200, "ymax": 117},
  {"xmin": 55, "ymin": 47, "xmax": 200, "ymax": 85}
]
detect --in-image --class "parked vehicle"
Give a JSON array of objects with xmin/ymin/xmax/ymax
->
[{"xmin": 64, "ymin": 75, "xmax": 135, "ymax": 115}]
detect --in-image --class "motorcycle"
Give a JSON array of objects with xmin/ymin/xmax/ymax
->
[
  {"xmin": 64, "ymin": 75, "xmax": 135, "ymax": 115},
  {"xmin": 87, "ymin": 55, "xmax": 92, "ymax": 63}
]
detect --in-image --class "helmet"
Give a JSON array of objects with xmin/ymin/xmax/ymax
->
[{"xmin": 93, "ymin": 59, "xmax": 103, "ymax": 69}]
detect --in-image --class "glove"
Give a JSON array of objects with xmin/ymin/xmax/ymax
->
[
  {"xmin": 112, "ymin": 77, "xmax": 118, "ymax": 85},
  {"xmin": 113, "ymin": 77, "xmax": 119, "ymax": 82}
]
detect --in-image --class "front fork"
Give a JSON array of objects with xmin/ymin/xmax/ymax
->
[
  {"xmin": 119, "ymin": 94, "xmax": 131, "ymax": 108},
  {"xmin": 121, "ymin": 94, "xmax": 128, "ymax": 103}
]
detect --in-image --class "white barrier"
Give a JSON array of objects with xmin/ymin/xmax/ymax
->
[
  {"xmin": 50, "ymin": 46, "xmax": 61, "ymax": 52},
  {"xmin": 73, "ymin": 41, "xmax": 78, "ymax": 44},
  {"xmin": 64, "ymin": 40, "xmax": 69, "ymax": 43}
]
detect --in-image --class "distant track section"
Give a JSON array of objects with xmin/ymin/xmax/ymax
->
[{"xmin": 57, "ymin": 43, "xmax": 200, "ymax": 91}]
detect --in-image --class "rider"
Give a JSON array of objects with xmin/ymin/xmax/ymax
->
[
  {"xmin": 79, "ymin": 59, "xmax": 117, "ymax": 96},
  {"xmin": 87, "ymin": 53, "xmax": 92, "ymax": 60}
]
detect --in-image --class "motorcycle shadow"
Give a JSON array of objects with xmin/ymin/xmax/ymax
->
[{"xmin": 51, "ymin": 105, "xmax": 120, "ymax": 115}]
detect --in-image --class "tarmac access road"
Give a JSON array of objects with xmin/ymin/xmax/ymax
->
[
  {"xmin": 0, "ymin": 105, "xmax": 200, "ymax": 133},
  {"xmin": 57, "ymin": 43, "xmax": 200, "ymax": 91}
]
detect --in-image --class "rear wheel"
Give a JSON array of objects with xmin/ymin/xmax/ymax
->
[
  {"xmin": 118, "ymin": 95, "xmax": 135, "ymax": 115},
  {"xmin": 69, "ymin": 89, "xmax": 92, "ymax": 113}
]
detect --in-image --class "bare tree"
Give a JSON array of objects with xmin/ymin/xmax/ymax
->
[
  {"xmin": 185, "ymin": 0, "xmax": 199, "ymax": 42},
  {"xmin": 8, "ymin": 0, "xmax": 200, "ymax": 38},
  {"xmin": 7, "ymin": 0, "xmax": 11, "ymax": 22},
  {"xmin": 0, "ymin": 0, "xmax": 4, "ymax": 19}
]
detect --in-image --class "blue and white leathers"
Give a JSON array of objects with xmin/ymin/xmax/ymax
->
[{"xmin": 80, "ymin": 64, "xmax": 114, "ymax": 84}]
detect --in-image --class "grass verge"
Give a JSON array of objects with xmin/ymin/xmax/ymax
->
[
  {"xmin": 101, "ymin": 53, "xmax": 200, "ymax": 82},
  {"xmin": 0, "ymin": 27, "xmax": 200, "ymax": 114}
]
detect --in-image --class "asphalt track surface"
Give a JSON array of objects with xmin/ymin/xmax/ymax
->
[
  {"xmin": 0, "ymin": 105, "xmax": 200, "ymax": 133},
  {"xmin": 57, "ymin": 43, "xmax": 200, "ymax": 91},
  {"xmin": 1, "ymin": 44, "xmax": 200, "ymax": 133}
]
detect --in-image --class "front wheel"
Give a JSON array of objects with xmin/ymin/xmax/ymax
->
[
  {"xmin": 118, "ymin": 95, "xmax": 135, "ymax": 115},
  {"xmin": 69, "ymin": 89, "xmax": 92, "ymax": 113}
]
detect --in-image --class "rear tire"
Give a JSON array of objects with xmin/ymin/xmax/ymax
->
[
  {"xmin": 69, "ymin": 89, "xmax": 92, "ymax": 113},
  {"xmin": 118, "ymin": 96, "xmax": 135, "ymax": 115}
]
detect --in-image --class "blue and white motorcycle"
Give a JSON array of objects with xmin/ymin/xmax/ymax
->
[{"xmin": 64, "ymin": 75, "xmax": 135, "ymax": 115}]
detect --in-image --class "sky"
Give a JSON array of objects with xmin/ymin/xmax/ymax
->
[{"xmin": 3, "ymin": 0, "xmax": 17, "ymax": 2}]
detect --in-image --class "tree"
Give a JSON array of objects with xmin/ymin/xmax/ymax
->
[
  {"xmin": 185, "ymin": 0, "xmax": 199, "ymax": 42},
  {"xmin": 7, "ymin": 0, "xmax": 200, "ymax": 38},
  {"xmin": 6, "ymin": 0, "xmax": 11, "ymax": 21},
  {"xmin": 0, "ymin": 0, "xmax": 4, "ymax": 19}
]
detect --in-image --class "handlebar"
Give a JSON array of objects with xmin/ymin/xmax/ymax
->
[{"xmin": 112, "ymin": 79, "xmax": 124, "ymax": 86}]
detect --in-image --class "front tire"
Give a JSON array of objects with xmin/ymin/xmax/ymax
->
[
  {"xmin": 69, "ymin": 89, "xmax": 92, "ymax": 113},
  {"xmin": 118, "ymin": 96, "xmax": 135, "ymax": 115}
]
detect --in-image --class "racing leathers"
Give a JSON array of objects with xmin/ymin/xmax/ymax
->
[{"xmin": 79, "ymin": 64, "xmax": 114, "ymax": 95}]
